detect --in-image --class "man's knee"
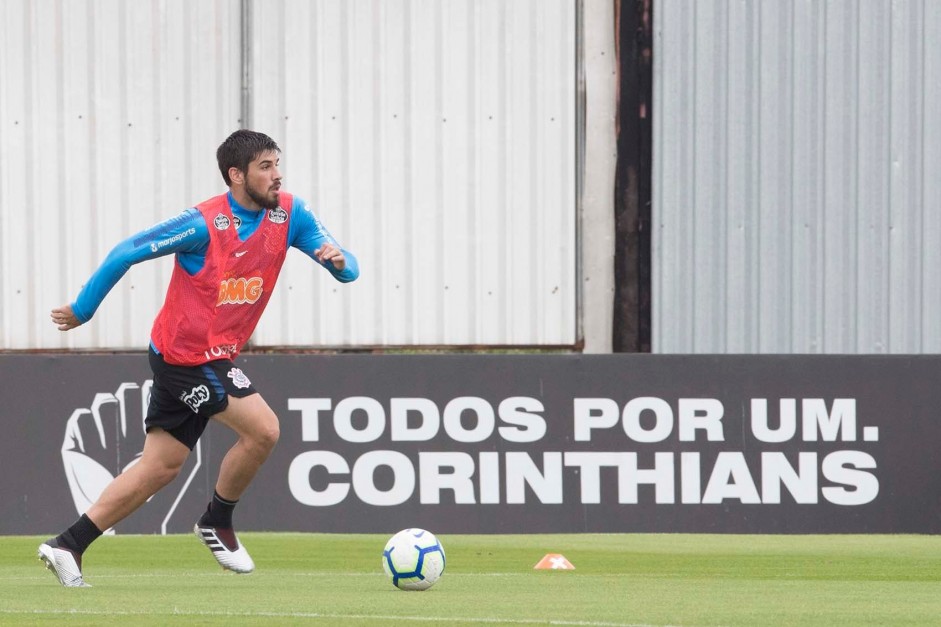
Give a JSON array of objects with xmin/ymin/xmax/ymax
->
[
  {"xmin": 133, "ymin": 454, "xmax": 184, "ymax": 491},
  {"xmin": 256, "ymin": 414, "xmax": 280, "ymax": 452},
  {"xmin": 139, "ymin": 429, "xmax": 190, "ymax": 487},
  {"xmin": 213, "ymin": 394, "xmax": 281, "ymax": 453},
  {"xmin": 246, "ymin": 409, "xmax": 280, "ymax": 453},
  {"xmin": 155, "ymin": 460, "xmax": 184, "ymax": 486}
]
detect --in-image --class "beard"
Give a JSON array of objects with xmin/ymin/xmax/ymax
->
[{"xmin": 245, "ymin": 180, "xmax": 281, "ymax": 209}]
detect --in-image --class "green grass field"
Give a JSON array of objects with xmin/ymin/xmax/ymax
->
[{"xmin": 1, "ymin": 533, "xmax": 939, "ymax": 626}]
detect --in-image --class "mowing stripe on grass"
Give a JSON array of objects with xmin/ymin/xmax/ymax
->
[
  {"xmin": 0, "ymin": 608, "xmax": 669, "ymax": 627},
  {"xmin": 8, "ymin": 570, "xmax": 672, "ymax": 582}
]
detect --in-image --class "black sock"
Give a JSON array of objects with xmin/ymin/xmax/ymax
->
[
  {"xmin": 199, "ymin": 490, "xmax": 238, "ymax": 528},
  {"xmin": 56, "ymin": 514, "xmax": 103, "ymax": 555}
]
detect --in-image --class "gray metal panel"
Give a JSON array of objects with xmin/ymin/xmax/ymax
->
[
  {"xmin": 654, "ymin": 0, "xmax": 941, "ymax": 353},
  {"xmin": 0, "ymin": 0, "xmax": 242, "ymax": 350},
  {"xmin": 248, "ymin": 0, "xmax": 577, "ymax": 347}
]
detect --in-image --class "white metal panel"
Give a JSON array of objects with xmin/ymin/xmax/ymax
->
[
  {"xmin": 249, "ymin": 0, "xmax": 577, "ymax": 347},
  {"xmin": 654, "ymin": 0, "xmax": 941, "ymax": 353},
  {"xmin": 579, "ymin": 0, "xmax": 618, "ymax": 354},
  {"xmin": 0, "ymin": 0, "xmax": 242, "ymax": 350},
  {"xmin": 1, "ymin": 0, "xmax": 575, "ymax": 351}
]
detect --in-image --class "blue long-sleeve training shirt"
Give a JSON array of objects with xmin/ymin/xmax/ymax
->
[{"xmin": 72, "ymin": 192, "xmax": 359, "ymax": 323}]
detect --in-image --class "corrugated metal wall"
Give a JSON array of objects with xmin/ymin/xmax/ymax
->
[
  {"xmin": 654, "ymin": 0, "xmax": 941, "ymax": 354},
  {"xmin": 248, "ymin": 0, "xmax": 576, "ymax": 347},
  {"xmin": 0, "ymin": 0, "xmax": 576, "ymax": 350},
  {"xmin": 0, "ymin": 0, "xmax": 242, "ymax": 350}
]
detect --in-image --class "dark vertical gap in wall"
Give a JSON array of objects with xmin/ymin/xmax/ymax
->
[{"xmin": 613, "ymin": 0, "xmax": 653, "ymax": 352}]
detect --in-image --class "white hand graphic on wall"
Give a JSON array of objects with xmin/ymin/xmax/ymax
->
[{"xmin": 60, "ymin": 381, "xmax": 202, "ymax": 534}]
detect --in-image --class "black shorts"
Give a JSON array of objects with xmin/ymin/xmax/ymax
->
[{"xmin": 146, "ymin": 347, "xmax": 258, "ymax": 450}]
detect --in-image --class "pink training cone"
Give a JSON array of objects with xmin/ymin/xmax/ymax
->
[{"xmin": 534, "ymin": 554, "xmax": 575, "ymax": 570}]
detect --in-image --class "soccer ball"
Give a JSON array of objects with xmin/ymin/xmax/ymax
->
[{"xmin": 382, "ymin": 528, "xmax": 446, "ymax": 591}]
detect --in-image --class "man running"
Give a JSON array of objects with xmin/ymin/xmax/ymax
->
[{"xmin": 39, "ymin": 130, "xmax": 359, "ymax": 587}]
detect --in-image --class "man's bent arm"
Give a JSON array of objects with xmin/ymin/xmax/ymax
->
[{"xmin": 289, "ymin": 198, "xmax": 360, "ymax": 283}]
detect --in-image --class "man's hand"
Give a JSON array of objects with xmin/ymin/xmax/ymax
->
[
  {"xmin": 314, "ymin": 243, "xmax": 346, "ymax": 271},
  {"xmin": 51, "ymin": 304, "xmax": 82, "ymax": 331}
]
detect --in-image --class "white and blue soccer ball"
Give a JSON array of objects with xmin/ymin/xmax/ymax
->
[{"xmin": 382, "ymin": 528, "xmax": 446, "ymax": 591}]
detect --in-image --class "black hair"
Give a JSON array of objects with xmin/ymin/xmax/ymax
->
[{"xmin": 216, "ymin": 130, "xmax": 281, "ymax": 185}]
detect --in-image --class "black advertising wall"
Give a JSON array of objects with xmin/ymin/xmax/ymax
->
[{"xmin": 1, "ymin": 354, "xmax": 939, "ymax": 535}]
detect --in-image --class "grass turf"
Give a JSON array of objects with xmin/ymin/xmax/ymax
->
[{"xmin": 1, "ymin": 533, "xmax": 939, "ymax": 626}]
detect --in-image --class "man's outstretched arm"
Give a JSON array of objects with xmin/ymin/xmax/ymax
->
[{"xmin": 53, "ymin": 209, "xmax": 208, "ymax": 330}]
